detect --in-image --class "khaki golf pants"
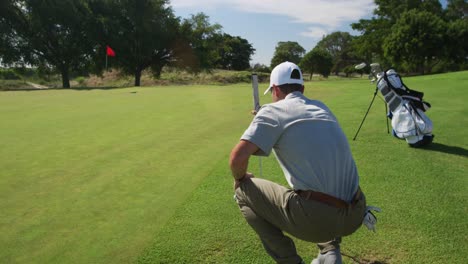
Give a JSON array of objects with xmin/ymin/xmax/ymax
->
[{"xmin": 235, "ymin": 177, "xmax": 366, "ymax": 264}]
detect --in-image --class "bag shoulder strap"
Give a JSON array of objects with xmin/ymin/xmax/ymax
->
[
  {"xmin": 384, "ymin": 69, "xmax": 425, "ymax": 102},
  {"xmin": 383, "ymin": 69, "xmax": 405, "ymax": 95}
]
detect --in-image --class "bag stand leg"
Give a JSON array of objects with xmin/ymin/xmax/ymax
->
[
  {"xmin": 353, "ymin": 88, "xmax": 379, "ymax": 141},
  {"xmin": 353, "ymin": 88, "xmax": 389, "ymax": 141},
  {"xmin": 385, "ymin": 103, "xmax": 389, "ymax": 134},
  {"xmin": 379, "ymin": 96, "xmax": 390, "ymax": 134}
]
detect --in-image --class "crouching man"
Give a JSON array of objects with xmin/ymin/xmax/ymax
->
[{"xmin": 230, "ymin": 62, "xmax": 366, "ymax": 264}]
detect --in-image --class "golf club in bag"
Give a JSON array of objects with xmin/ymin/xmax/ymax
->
[{"xmin": 353, "ymin": 63, "xmax": 434, "ymax": 147}]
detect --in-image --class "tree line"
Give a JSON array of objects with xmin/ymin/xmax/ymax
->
[
  {"xmin": 0, "ymin": 0, "xmax": 255, "ymax": 87},
  {"xmin": 270, "ymin": 0, "xmax": 467, "ymax": 78},
  {"xmin": 1, "ymin": 0, "xmax": 467, "ymax": 88}
]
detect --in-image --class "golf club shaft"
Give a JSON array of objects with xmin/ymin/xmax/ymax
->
[{"xmin": 251, "ymin": 74, "xmax": 262, "ymax": 177}]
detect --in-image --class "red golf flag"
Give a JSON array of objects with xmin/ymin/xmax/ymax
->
[{"xmin": 106, "ymin": 45, "xmax": 115, "ymax": 57}]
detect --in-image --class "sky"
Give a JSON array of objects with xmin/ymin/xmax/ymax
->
[{"xmin": 169, "ymin": 0, "xmax": 448, "ymax": 66}]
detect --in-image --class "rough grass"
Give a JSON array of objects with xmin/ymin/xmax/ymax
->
[
  {"xmin": 0, "ymin": 71, "xmax": 466, "ymax": 263},
  {"xmin": 83, "ymin": 68, "xmax": 271, "ymax": 88},
  {"xmin": 0, "ymin": 79, "xmax": 36, "ymax": 90}
]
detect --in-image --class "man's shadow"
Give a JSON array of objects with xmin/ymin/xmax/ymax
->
[{"xmin": 421, "ymin": 142, "xmax": 468, "ymax": 157}]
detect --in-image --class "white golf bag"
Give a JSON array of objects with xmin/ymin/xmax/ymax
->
[{"xmin": 376, "ymin": 69, "xmax": 434, "ymax": 147}]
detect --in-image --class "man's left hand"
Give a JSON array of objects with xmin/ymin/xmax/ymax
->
[{"xmin": 234, "ymin": 172, "xmax": 254, "ymax": 190}]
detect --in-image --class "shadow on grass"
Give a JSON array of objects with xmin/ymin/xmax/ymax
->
[
  {"xmin": 1, "ymin": 86, "xmax": 130, "ymax": 91},
  {"xmin": 62, "ymin": 86, "xmax": 126, "ymax": 91},
  {"xmin": 422, "ymin": 142, "xmax": 468, "ymax": 158},
  {"xmin": 342, "ymin": 252, "xmax": 389, "ymax": 264}
]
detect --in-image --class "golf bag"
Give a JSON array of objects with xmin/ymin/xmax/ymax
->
[{"xmin": 376, "ymin": 69, "xmax": 434, "ymax": 147}]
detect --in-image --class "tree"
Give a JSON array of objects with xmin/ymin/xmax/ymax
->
[
  {"xmin": 374, "ymin": 0, "xmax": 443, "ymax": 22},
  {"xmin": 176, "ymin": 13, "xmax": 223, "ymax": 73},
  {"xmin": 343, "ymin": 65, "xmax": 358, "ymax": 78},
  {"xmin": 383, "ymin": 10, "xmax": 446, "ymax": 74},
  {"xmin": 300, "ymin": 48, "xmax": 333, "ymax": 79},
  {"xmin": 175, "ymin": 13, "xmax": 255, "ymax": 72},
  {"xmin": 93, "ymin": 0, "xmax": 179, "ymax": 86},
  {"xmin": 0, "ymin": 1, "xmax": 23, "ymax": 66},
  {"xmin": 0, "ymin": 0, "xmax": 98, "ymax": 88},
  {"xmin": 351, "ymin": 18, "xmax": 393, "ymax": 64},
  {"xmin": 446, "ymin": 18, "xmax": 468, "ymax": 65},
  {"xmin": 217, "ymin": 34, "xmax": 255, "ymax": 70},
  {"xmin": 315, "ymin": 32, "xmax": 358, "ymax": 75},
  {"xmin": 352, "ymin": 0, "xmax": 444, "ymax": 67},
  {"xmin": 444, "ymin": 0, "xmax": 468, "ymax": 69},
  {"xmin": 270, "ymin": 41, "xmax": 305, "ymax": 67},
  {"xmin": 444, "ymin": 0, "xmax": 468, "ymax": 21}
]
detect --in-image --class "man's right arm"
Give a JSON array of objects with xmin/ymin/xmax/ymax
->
[{"xmin": 229, "ymin": 140, "xmax": 259, "ymax": 180}]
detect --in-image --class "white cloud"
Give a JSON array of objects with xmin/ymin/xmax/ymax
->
[
  {"xmin": 170, "ymin": 0, "xmax": 375, "ymax": 29},
  {"xmin": 300, "ymin": 27, "xmax": 328, "ymax": 39}
]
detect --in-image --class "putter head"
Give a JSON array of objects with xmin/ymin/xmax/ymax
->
[{"xmin": 355, "ymin": 62, "xmax": 366, "ymax": 70}]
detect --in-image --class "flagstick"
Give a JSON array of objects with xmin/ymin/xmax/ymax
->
[{"xmin": 105, "ymin": 54, "xmax": 108, "ymax": 71}]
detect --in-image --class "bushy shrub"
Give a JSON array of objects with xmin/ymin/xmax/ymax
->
[
  {"xmin": 75, "ymin": 76, "xmax": 86, "ymax": 86},
  {"xmin": 252, "ymin": 64, "xmax": 271, "ymax": 73},
  {"xmin": 0, "ymin": 69, "xmax": 21, "ymax": 80},
  {"xmin": 13, "ymin": 67, "xmax": 36, "ymax": 78}
]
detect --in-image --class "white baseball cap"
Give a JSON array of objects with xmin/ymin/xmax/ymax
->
[{"xmin": 264, "ymin": 61, "xmax": 304, "ymax": 95}]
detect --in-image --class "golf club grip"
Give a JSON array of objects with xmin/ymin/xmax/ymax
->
[{"xmin": 251, "ymin": 74, "xmax": 260, "ymax": 112}]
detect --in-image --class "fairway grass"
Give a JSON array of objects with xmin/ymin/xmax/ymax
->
[
  {"xmin": 1, "ymin": 71, "xmax": 467, "ymax": 263},
  {"xmin": 0, "ymin": 85, "xmax": 253, "ymax": 263}
]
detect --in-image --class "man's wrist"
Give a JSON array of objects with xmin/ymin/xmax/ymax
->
[{"xmin": 236, "ymin": 174, "xmax": 246, "ymax": 181}]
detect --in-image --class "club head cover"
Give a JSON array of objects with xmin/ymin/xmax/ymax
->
[{"xmin": 363, "ymin": 206, "xmax": 382, "ymax": 232}]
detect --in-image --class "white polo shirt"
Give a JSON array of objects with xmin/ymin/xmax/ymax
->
[{"xmin": 241, "ymin": 91, "xmax": 359, "ymax": 202}]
